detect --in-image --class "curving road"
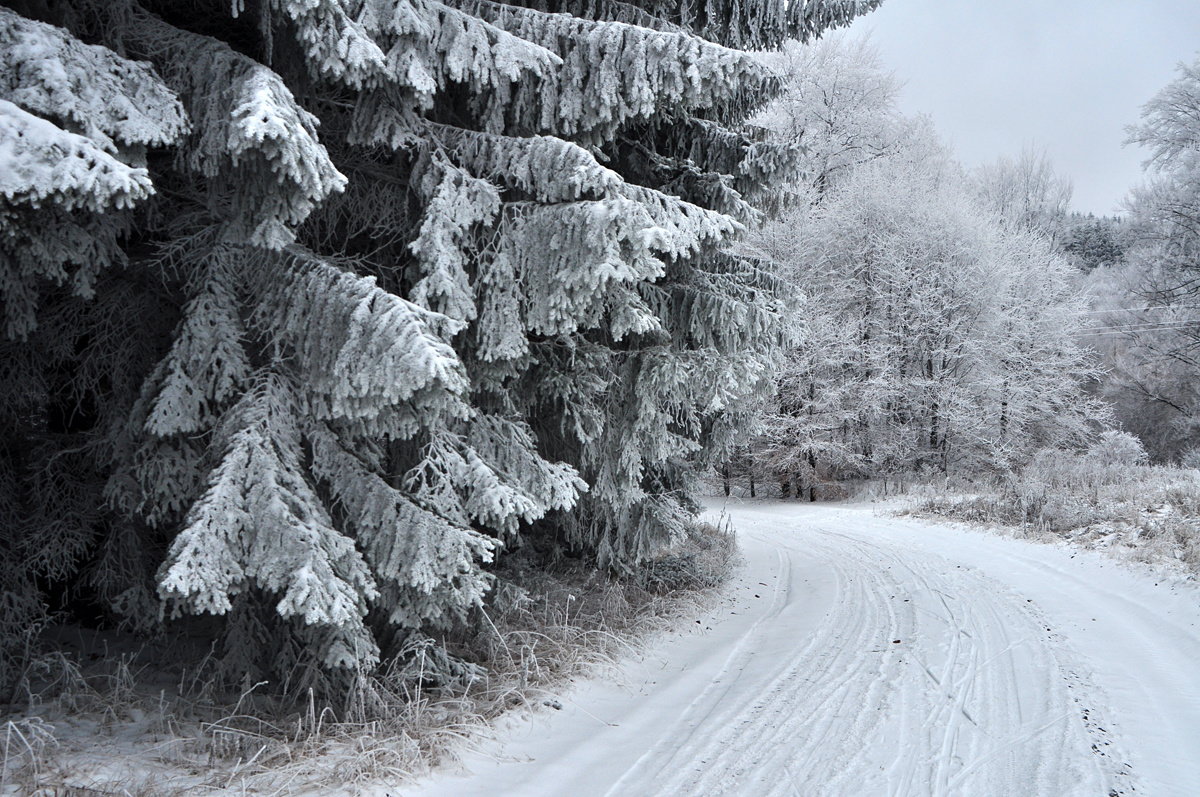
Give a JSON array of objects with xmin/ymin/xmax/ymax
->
[{"xmin": 403, "ymin": 501, "xmax": 1200, "ymax": 797}]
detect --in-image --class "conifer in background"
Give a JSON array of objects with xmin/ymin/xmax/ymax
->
[{"xmin": 0, "ymin": 0, "xmax": 882, "ymax": 694}]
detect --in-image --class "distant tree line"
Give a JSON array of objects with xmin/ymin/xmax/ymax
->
[{"xmin": 730, "ymin": 36, "xmax": 1107, "ymax": 497}]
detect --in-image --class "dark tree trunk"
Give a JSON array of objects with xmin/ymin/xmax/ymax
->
[
  {"xmin": 927, "ymin": 358, "xmax": 939, "ymax": 455},
  {"xmin": 999, "ymin": 377, "xmax": 1010, "ymax": 441}
]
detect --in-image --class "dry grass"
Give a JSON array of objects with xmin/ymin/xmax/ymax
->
[
  {"xmin": 0, "ymin": 521, "xmax": 739, "ymax": 796},
  {"xmin": 895, "ymin": 450, "xmax": 1200, "ymax": 577}
]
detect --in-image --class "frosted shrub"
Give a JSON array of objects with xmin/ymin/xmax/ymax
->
[
  {"xmin": 637, "ymin": 521, "xmax": 739, "ymax": 593},
  {"xmin": 905, "ymin": 445, "xmax": 1200, "ymax": 577},
  {"xmin": 1088, "ymin": 430, "xmax": 1149, "ymax": 467},
  {"xmin": 1182, "ymin": 449, "xmax": 1200, "ymax": 470}
]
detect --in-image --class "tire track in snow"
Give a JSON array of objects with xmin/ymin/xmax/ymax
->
[{"xmin": 606, "ymin": 508, "xmax": 1134, "ymax": 796}]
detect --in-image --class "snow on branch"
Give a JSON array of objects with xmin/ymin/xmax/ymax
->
[
  {"xmin": 0, "ymin": 99, "xmax": 149, "ymax": 338},
  {"xmin": 489, "ymin": 183, "xmax": 738, "ymax": 339},
  {"xmin": 365, "ymin": 0, "xmax": 559, "ymax": 101},
  {"xmin": 450, "ymin": 0, "xmax": 778, "ymax": 141},
  {"xmin": 408, "ymin": 153, "xmax": 501, "ymax": 324},
  {"xmin": 308, "ymin": 422, "xmax": 496, "ymax": 629},
  {"xmin": 648, "ymin": 118, "xmax": 802, "ymax": 201},
  {"xmin": 0, "ymin": 7, "xmax": 187, "ymax": 152},
  {"xmin": 501, "ymin": 195, "xmax": 666, "ymax": 336},
  {"xmin": 517, "ymin": 0, "xmax": 686, "ymax": 34},
  {"xmin": 0, "ymin": 10, "xmax": 178, "ymax": 340},
  {"xmin": 266, "ymin": 0, "xmax": 389, "ymax": 89},
  {"xmin": 158, "ymin": 373, "xmax": 380, "ymax": 667},
  {"xmin": 426, "ymin": 123, "xmax": 623, "ymax": 202},
  {"xmin": 397, "ymin": 418, "xmax": 585, "ymax": 541},
  {"xmin": 593, "ymin": 492, "xmax": 692, "ymax": 567},
  {"xmin": 144, "ymin": 252, "xmax": 251, "ymax": 437},
  {"xmin": 607, "ymin": 282, "xmax": 663, "ymax": 340},
  {"xmin": 475, "ymin": 244, "xmax": 525, "ymax": 361},
  {"xmin": 104, "ymin": 367, "xmax": 208, "ymax": 529},
  {"xmin": 466, "ymin": 414, "xmax": 587, "ymax": 520},
  {"xmin": 122, "ymin": 7, "xmax": 347, "ymax": 248},
  {"xmin": 641, "ymin": 267, "xmax": 787, "ymax": 354},
  {"xmin": 0, "ymin": 99, "xmax": 154, "ymax": 211},
  {"xmin": 253, "ymin": 248, "xmax": 470, "ymax": 437},
  {"xmin": 545, "ymin": 0, "xmax": 878, "ymax": 50},
  {"xmin": 618, "ymin": 183, "xmax": 742, "ymax": 258},
  {"xmin": 348, "ymin": 113, "xmax": 624, "ymax": 202},
  {"xmin": 268, "ymin": 0, "xmax": 559, "ymax": 101},
  {"xmin": 346, "ymin": 86, "xmax": 425, "ymax": 149}
]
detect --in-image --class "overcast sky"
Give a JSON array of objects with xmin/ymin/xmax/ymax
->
[{"xmin": 847, "ymin": 0, "xmax": 1200, "ymax": 216}]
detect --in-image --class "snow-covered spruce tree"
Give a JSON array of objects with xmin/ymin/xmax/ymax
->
[{"xmin": 0, "ymin": 0, "xmax": 882, "ymax": 692}]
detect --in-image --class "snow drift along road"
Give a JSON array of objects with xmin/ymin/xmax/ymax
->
[{"xmin": 403, "ymin": 502, "xmax": 1200, "ymax": 796}]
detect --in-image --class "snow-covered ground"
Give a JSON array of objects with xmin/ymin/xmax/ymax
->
[{"xmin": 395, "ymin": 500, "xmax": 1200, "ymax": 796}]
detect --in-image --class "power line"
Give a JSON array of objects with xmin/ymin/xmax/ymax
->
[
  {"xmin": 1081, "ymin": 320, "xmax": 1199, "ymax": 332},
  {"xmin": 1074, "ymin": 321, "xmax": 1199, "ymax": 337},
  {"xmin": 1069, "ymin": 303, "xmax": 1200, "ymax": 316},
  {"xmin": 1081, "ymin": 320, "xmax": 1197, "ymax": 331}
]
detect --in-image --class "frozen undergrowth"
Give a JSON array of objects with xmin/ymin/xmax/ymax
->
[
  {"xmin": 0, "ymin": 523, "xmax": 738, "ymax": 797},
  {"xmin": 895, "ymin": 450, "xmax": 1200, "ymax": 583}
]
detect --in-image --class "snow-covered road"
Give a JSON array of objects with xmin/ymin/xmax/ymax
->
[{"xmin": 402, "ymin": 501, "xmax": 1200, "ymax": 796}]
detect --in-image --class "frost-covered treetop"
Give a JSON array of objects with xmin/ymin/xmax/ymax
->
[{"xmin": 1128, "ymin": 56, "xmax": 1200, "ymax": 174}]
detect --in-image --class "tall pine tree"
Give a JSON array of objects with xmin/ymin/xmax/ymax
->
[{"xmin": 0, "ymin": 0, "xmax": 880, "ymax": 694}]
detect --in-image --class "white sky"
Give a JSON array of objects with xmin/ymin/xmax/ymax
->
[{"xmin": 847, "ymin": 0, "xmax": 1200, "ymax": 216}]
